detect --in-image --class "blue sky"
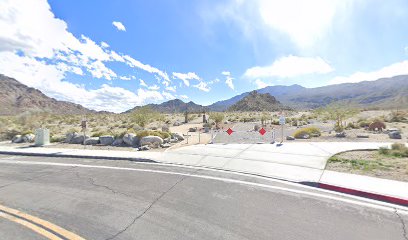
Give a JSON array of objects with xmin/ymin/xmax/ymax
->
[{"xmin": 0, "ymin": 0, "xmax": 408, "ymax": 112}]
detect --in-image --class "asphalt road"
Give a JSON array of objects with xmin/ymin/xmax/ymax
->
[{"xmin": 0, "ymin": 154, "xmax": 407, "ymax": 240}]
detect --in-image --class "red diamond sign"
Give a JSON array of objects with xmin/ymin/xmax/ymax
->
[
  {"xmin": 226, "ymin": 128, "xmax": 234, "ymax": 135},
  {"xmin": 259, "ymin": 128, "xmax": 266, "ymax": 136}
]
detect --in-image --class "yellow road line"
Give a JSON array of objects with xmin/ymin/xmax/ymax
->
[
  {"xmin": 0, "ymin": 211, "xmax": 62, "ymax": 240},
  {"xmin": 0, "ymin": 204, "xmax": 85, "ymax": 240}
]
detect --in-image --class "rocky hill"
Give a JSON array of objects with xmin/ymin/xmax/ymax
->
[
  {"xmin": 0, "ymin": 74, "xmax": 96, "ymax": 115},
  {"xmin": 228, "ymin": 91, "xmax": 290, "ymax": 112},
  {"xmin": 209, "ymin": 84, "xmax": 303, "ymax": 111},
  {"xmin": 125, "ymin": 99, "xmax": 208, "ymax": 113}
]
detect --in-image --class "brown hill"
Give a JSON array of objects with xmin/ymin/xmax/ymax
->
[
  {"xmin": 228, "ymin": 91, "xmax": 291, "ymax": 112},
  {"xmin": 0, "ymin": 74, "xmax": 96, "ymax": 115}
]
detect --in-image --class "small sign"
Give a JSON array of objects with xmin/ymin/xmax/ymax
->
[
  {"xmin": 279, "ymin": 116, "xmax": 285, "ymax": 125},
  {"xmin": 81, "ymin": 120, "xmax": 87, "ymax": 129},
  {"xmin": 226, "ymin": 128, "xmax": 234, "ymax": 135},
  {"xmin": 259, "ymin": 128, "xmax": 266, "ymax": 136}
]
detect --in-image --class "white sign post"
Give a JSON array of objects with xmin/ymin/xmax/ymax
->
[{"xmin": 279, "ymin": 116, "xmax": 285, "ymax": 144}]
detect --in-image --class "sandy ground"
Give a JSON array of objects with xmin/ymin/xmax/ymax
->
[{"xmin": 326, "ymin": 150, "xmax": 408, "ymax": 182}]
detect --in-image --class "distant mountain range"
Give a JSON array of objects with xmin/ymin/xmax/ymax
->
[
  {"xmin": 1, "ymin": 73, "xmax": 407, "ymax": 115},
  {"xmin": 209, "ymin": 75, "xmax": 408, "ymax": 111},
  {"xmin": 125, "ymin": 99, "xmax": 208, "ymax": 114},
  {"xmin": 228, "ymin": 91, "xmax": 291, "ymax": 112},
  {"xmin": 0, "ymin": 74, "xmax": 96, "ymax": 115}
]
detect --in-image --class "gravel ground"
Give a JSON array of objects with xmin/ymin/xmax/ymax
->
[
  {"xmin": 326, "ymin": 150, "xmax": 408, "ymax": 182},
  {"xmin": 212, "ymin": 121, "xmax": 408, "ymax": 144}
]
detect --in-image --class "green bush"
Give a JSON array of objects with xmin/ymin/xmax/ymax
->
[
  {"xmin": 358, "ymin": 120, "xmax": 370, "ymax": 128},
  {"xmin": 379, "ymin": 144, "xmax": 408, "ymax": 158},
  {"xmin": 50, "ymin": 136, "xmax": 65, "ymax": 143},
  {"xmin": 346, "ymin": 122, "xmax": 358, "ymax": 129},
  {"xmin": 293, "ymin": 127, "xmax": 321, "ymax": 139}
]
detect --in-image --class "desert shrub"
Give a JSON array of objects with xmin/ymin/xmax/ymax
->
[
  {"xmin": 21, "ymin": 130, "xmax": 34, "ymax": 135},
  {"xmin": 66, "ymin": 128, "xmax": 80, "ymax": 134},
  {"xmin": 4, "ymin": 129, "xmax": 21, "ymax": 140},
  {"xmin": 91, "ymin": 131, "xmax": 109, "ymax": 137},
  {"xmin": 242, "ymin": 117, "xmax": 256, "ymax": 122},
  {"xmin": 50, "ymin": 136, "xmax": 65, "ymax": 143},
  {"xmin": 209, "ymin": 112, "xmax": 224, "ymax": 125},
  {"xmin": 379, "ymin": 144, "xmax": 408, "ymax": 158},
  {"xmin": 136, "ymin": 130, "xmax": 170, "ymax": 139},
  {"xmin": 388, "ymin": 111, "xmax": 408, "ymax": 123},
  {"xmin": 358, "ymin": 120, "xmax": 370, "ymax": 128},
  {"xmin": 346, "ymin": 122, "xmax": 358, "ymax": 129},
  {"xmin": 334, "ymin": 125, "xmax": 344, "ymax": 133},
  {"xmin": 132, "ymin": 106, "xmax": 162, "ymax": 128},
  {"xmin": 293, "ymin": 127, "xmax": 321, "ymax": 139}
]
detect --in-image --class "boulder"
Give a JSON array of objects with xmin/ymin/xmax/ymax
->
[
  {"xmin": 65, "ymin": 132, "xmax": 75, "ymax": 143},
  {"xmin": 139, "ymin": 145, "xmax": 150, "ymax": 151},
  {"xmin": 22, "ymin": 133, "xmax": 35, "ymax": 143},
  {"xmin": 99, "ymin": 135, "xmax": 115, "ymax": 145},
  {"xmin": 84, "ymin": 137, "xmax": 100, "ymax": 145},
  {"xmin": 189, "ymin": 127, "xmax": 197, "ymax": 132},
  {"xmin": 69, "ymin": 133, "xmax": 89, "ymax": 144},
  {"xmin": 161, "ymin": 125, "xmax": 170, "ymax": 132},
  {"xmin": 12, "ymin": 135, "xmax": 23, "ymax": 143},
  {"xmin": 388, "ymin": 131, "xmax": 402, "ymax": 139},
  {"xmin": 163, "ymin": 138, "xmax": 170, "ymax": 143},
  {"xmin": 161, "ymin": 143, "xmax": 171, "ymax": 148},
  {"xmin": 140, "ymin": 136, "xmax": 164, "ymax": 146},
  {"xmin": 254, "ymin": 124, "xmax": 260, "ymax": 131},
  {"xmin": 172, "ymin": 133, "xmax": 184, "ymax": 141},
  {"xmin": 335, "ymin": 132, "xmax": 346, "ymax": 138},
  {"xmin": 173, "ymin": 121, "xmax": 181, "ymax": 126},
  {"xmin": 170, "ymin": 138, "xmax": 178, "ymax": 143},
  {"xmin": 356, "ymin": 134, "xmax": 369, "ymax": 138},
  {"xmin": 123, "ymin": 133, "xmax": 139, "ymax": 146},
  {"xmin": 286, "ymin": 136, "xmax": 295, "ymax": 140},
  {"xmin": 112, "ymin": 138, "xmax": 124, "ymax": 146}
]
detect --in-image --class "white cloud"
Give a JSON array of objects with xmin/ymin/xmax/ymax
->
[
  {"xmin": 257, "ymin": 0, "xmax": 351, "ymax": 48},
  {"xmin": 244, "ymin": 55, "xmax": 333, "ymax": 79},
  {"xmin": 172, "ymin": 72, "xmax": 200, "ymax": 86},
  {"xmin": 221, "ymin": 71, "xmax": 231, "ymax": 76},
  {"xmin": 124, "ymin": 55, "xmax": 169, "ymax": 81},
  {"xmin": 328, "ymin": 60, "xmax": 408, "ymax": 85},
  {"xmin": 139, "ymin": 79, "xmax": 148, "ymax": 87},
  {"xmin": 207, "ymin": 0, "xmax": 353, "ymax": 49},
  {"xmin": 119, "ymin": 76, "xmax": 131, "ymax": 80},
  {"xmin": 225, "ymin": 76, "xmax": 234, "ymax": 90},
  {"xmin": 101, "ymin": 41, "xmax": 109, "ymax": 48},
  {"xmin": 162, "ymin": 91, "xmax": 176, "ymax": 100},
  {"xmin": 208, "ymin": 78, "xmax": 220, "ymax": 84},
  {"xmin": 180, "ymin": 95, "xmax": 189, "ymax": 99},
  {"xmin": 148, "ymin": 84, "xmax": 160, "ymax": 91},
  {"xmin": 193, "ymin": 81, "xmax": 210, "ymax": 92},
  {"xmin": 254, "ymin": 79, "xmax": 268, "ymax": 89},
  {"xmin": 0, "ymin": 52, "xmax": 163, "ymax": 113},
  {"xmin": 165, "ymin": 86, "xmax": 177, "ymax": 92},
  {"xmin": 0, "ymin": 0, "xmax": 203, "ymax": 112},
  {"xmin": 112, "ymin": 21, "xmax": 126, "ymax": 31}
]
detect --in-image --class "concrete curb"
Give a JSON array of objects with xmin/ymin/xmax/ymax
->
[
  {"xmin": 0, "ymin": 151, "xmax": 156, "ymax": 163},
  {"xmin": 318, "ymin": 183, "xmax": 408, "ymax": 207}
]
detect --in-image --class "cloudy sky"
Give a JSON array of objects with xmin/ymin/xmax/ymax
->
[{"xmin": 1, "ymin": 0, "xmax": 408, "ymax": 112}]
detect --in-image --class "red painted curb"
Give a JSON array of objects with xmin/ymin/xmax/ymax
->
[{"xmin": 318, "ymin": 183, "xmax": 408, "ymax": 207}]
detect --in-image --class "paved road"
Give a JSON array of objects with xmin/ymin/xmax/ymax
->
[{"xmin": 0, "ymin": 154, "xmax": 407, "ymax": 240}]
